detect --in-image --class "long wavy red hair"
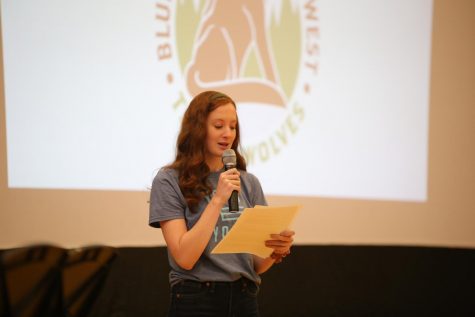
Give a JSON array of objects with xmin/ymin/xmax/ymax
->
[{"xmin": 167, "ymin": 91, "xmax": 246, "ymax": 212}]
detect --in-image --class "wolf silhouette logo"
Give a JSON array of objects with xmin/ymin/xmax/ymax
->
[
  {"xmin": 185, "ymin": 0, "xmax": 287, "ymax": 107},
  {"xmin": 158, "ymin": 0, "xmax": 320, "ymax": 164}
]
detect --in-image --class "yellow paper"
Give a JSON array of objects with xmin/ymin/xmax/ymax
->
[{"xmin": 211, "ymin": 205, "xmax": 301, "ymax": 258}]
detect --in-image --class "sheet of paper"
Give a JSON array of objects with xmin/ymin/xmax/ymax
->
[{"xmin": 211, "ymin": 205, "xmax": 301, "ymax": 258}]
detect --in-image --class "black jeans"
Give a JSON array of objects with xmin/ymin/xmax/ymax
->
[{"xmin": 168, "ymin": 278, "xmax": 260, "ymax": 317}]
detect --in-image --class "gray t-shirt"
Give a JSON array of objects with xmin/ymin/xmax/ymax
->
[{"xmin": 149, "ymin": 168, "xmax": 267, "ymax": 286}]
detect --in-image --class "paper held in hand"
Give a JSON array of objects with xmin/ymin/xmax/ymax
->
[{"xmin": 211, "ymin": 205, "xmax": 301, "ymax": 258}]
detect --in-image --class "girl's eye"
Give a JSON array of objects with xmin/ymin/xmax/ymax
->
[{"xmin": 214, "ymin": 125, "xmax": 223, "ymax": 129}]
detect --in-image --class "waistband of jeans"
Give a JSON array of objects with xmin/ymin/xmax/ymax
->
[{"xmin": 174, "ymin": 277, "xmax": 256, "ymax": 289}]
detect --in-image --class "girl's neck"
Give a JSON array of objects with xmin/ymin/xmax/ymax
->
[{"xmin": 206, "ymin": 158, "xmax": 223, "ymax": 172}]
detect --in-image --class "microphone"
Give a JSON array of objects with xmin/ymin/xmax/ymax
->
[{"xmin": 222, "ymin": 149, "xmax": 239, "ymax": 212}]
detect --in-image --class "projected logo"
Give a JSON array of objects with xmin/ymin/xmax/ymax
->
[{"xmin": 155, "ymin": 0, "xmax": 320, "ymax": 165}]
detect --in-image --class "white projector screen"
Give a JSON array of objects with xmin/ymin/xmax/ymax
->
[{"xmin": 1, "ymin": 0, "xmax": 433, "ymax": 201}]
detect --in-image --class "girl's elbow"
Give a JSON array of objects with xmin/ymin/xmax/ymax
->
[{"xmin": 175, "ymin": 257, "xmax": 197, "ymax": 271}]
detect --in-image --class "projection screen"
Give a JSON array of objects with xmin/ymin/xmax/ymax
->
[{"xmin": 1, "ymin": 0, "xmax": 433, "ymax": 201}]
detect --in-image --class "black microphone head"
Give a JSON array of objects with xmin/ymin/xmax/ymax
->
[{"xmin": 222, "ymin": 149, "xmax": 236, "ymax": 168}]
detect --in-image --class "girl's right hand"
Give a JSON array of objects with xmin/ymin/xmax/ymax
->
[{"xmin": 214, "ymin": 168, "xmax": 240, "ymax": 206}]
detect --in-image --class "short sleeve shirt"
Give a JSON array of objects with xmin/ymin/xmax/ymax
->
[{"xmin": 149, "ymin": 168, "xmax": 267, "ymax": 286}]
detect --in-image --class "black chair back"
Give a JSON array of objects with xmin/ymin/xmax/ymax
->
[
  {"xmin": 0, "ymin": 245, "xmax": 67, "ymax": 317},
  {"xmin": 62, "ymin": 246, "xmax": 117, "ymax": 317}
]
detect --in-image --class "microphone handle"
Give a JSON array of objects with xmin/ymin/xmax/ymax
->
[
  {"xmin": 228, "ymin": 190, "xmax": 239, "ymax": 212},
  {"xmin": 224, "ymin": 163, "xmax": 239, "ymax": 212}
]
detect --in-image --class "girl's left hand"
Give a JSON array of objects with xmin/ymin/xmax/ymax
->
[{"xmin": 265, "ymin": 230, "xmax": 295, "ymax": 260}]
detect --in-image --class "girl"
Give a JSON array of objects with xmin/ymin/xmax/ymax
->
[{"xmin": 149, "ymin": 91, "xmax": 294, "ymax": 317}]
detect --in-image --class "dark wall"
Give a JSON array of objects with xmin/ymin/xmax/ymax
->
[{"xmin": 87, "ymin": 246, "xmax": 475, "ymax": 317}]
